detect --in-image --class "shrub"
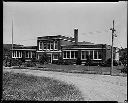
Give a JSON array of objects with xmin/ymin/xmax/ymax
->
[
  {"xmin": 121, "ymin": 66, "xmax": 127, "ymax": 73},
  {"xmin": 63, "ymin": 60, "xmax": 73, "ymax": 65},
  {"xmin": 39, "ymin": 52, "xmax": 48, "ymax": 65},
  {"xmin": 57, "ymin": 55, "xmax": 63, "ymax": 65},
  {"xmin": 76, "ymin": 57, "xmax": 81, "ymax": 65},
  {"xmin": 22, "ymin": 61, "xmax": 36, "ymax": 67},
  {"xmin": 85, "ymin": 55, "xmax": 92, "ymax": 66},
  {"xmin": 101, "ymin": 58, "xmax": 118, "ymax": 67}
]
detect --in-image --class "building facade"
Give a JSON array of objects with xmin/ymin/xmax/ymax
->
[{"xmin": 12, "ymin": 29, "xmax": 119, "ymax": 64}]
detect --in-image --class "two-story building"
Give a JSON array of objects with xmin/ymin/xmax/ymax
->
[{"xmin": 12, "ymin": 29, "xmax": 119, "ymax": 64}]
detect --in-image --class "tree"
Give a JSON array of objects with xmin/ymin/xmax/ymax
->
[
  {"xmin": 120, "ymin": 52, "xmax": 127, "ymax": 67},
  {"xmin": 39, "ymin": 52, "xmax": 48, "ymax": 65},
  {"xmin": 57, "ymin": 54, "xmax": 63, "ymax": 65},
  {"xmin": 85, "ymin": 55, "xmax": 92, "ymax": 66}
]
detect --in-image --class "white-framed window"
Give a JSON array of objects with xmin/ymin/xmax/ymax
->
[
  {"xmin": 63, "ymin": 50, "xmax": 78, "ymax": 59},
  {"xmin": 81, "ymin": 50, "xmax": 102, "ymax": 60},
  {"xmin": 25, "ymin": 51, "xmax": 30, "ymax": 58},
  {"xmin": 39, "ymin": 41, "xmax": 44, "ymax": 50},
  {"xmin": 50, "ymin": 42, "xmax": 54, "ymax": 50},
  {"xmin": 54, "ymin": 41, "xmax": 58, "ymax": 50},
  {"xmin": 53, "ymin": 54, "xmax": 58, "ymax": 60}
]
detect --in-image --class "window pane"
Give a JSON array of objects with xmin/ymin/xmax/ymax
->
[
  {"xmin": 64, "ymin": 51, "xmax": 66, "ymax": 58},
  {"xmin": 85, "ymin": 51, "xmax": 89, "ymax": 59},
  {"xmin": 53, "ymin": 54, "xmax": 58, "ymax": 59},
  {"xmin": 48, "ymin": 42, "xmax": 50, "ymax": 49},
  {"xmin": 55, "ymin": 41, "xmax": 58, "ymax": 49},
  {"xmin": 90, "ymin": 51, "xmax": 93, "ymax": 59},
  {"xmin": 51, "ymin": 42, "xmax": 53, "ymax": 49},
  {"xmin": 71, "ymin": 51, "xmax": 74, "ymax": 58},
  {"xmin": 44, "ymin": 42, "xmax": 47, "ymax": 49},
  {"xmin": 98, "ymin": 51, "xmax": 102, "ymax": 59},
  {"xmin": 67, "ymin": 51, "xmax": 70, "ymax": 58},
  {"xmin": 40, "ymin": 42, "xmax": 42, "ymax": 49},
  {"xmin": 17, "ymin": 51, "xmax": 19, "ymax": 57},
  {"xmin": 82, "ymin": 51, "xmax": 85, "ymax": 59},
  {"xmin": 94, "ymin": 51, "xmax": 97, "ymax": 59},
  {"xmin": 75, "ymin": 51, "xmax": 78, "ymax": 58}
]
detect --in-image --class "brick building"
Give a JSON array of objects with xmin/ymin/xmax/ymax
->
[{"xmin": 11, "ymin": 29, "xmax": 119, "ymax": 64}]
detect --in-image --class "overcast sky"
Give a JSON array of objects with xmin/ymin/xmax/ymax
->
[{"xmin": 3, "ymin": 2, "xmax": 127, "ymax": 48}]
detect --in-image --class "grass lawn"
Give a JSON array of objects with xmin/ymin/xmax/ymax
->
[
  {"xmin": 2, "ymin": 71, "xmax": 84, "ymax": 101},
  {"xmin": 43, "ymin": 64, "xmax": 126, "ymax": 76}
]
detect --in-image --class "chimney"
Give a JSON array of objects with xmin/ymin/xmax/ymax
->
[{"xmin": 74, "ymin": 28, "xmax": 78, "ymax": 45}]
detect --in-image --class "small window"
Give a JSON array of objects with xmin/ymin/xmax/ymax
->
[{"xmin": 53, "ymin": 54, "xmax": 58, "ymax": 60}]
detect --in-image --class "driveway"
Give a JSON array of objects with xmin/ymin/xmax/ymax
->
[{"xmin": 3, "ymin": 68, "xmax": 127, "ymax": 102}]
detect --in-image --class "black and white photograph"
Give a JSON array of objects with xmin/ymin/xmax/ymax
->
[{"xmin": 3, "ymin": 2, "xmax": 127, "ymax": 102}]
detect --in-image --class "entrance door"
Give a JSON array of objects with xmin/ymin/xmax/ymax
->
[{"xmin": 47, "ymin": 53, "xmax": 52, "ymax": 63}]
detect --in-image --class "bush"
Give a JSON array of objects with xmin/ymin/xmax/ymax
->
[
  {"xmin": 11, "ymin": 59, "xmax": 21, "ymax": 66},
  {"xmin": 57, "ymin": 56, "xmax": 63, "ymax": 65},
  {"xmin": 39, "ymin": 52, "xmax": 48, "ymax": 65},
  {"xmin": 101, "ymin": 58, "xmax": 118, "ymax": 67},
  {"xmin": 52, "ymin": 60, "xmax": 58, "ymax": 64},
  {"xmin": 22, "ymin": 61, "xmax": 36, "ymax": 67},
  {"xmin": 76, "ymin": 57, "xmax": 82, "ymax": 65},
  {"xmin": 85, "ymin": 55, "xmax": 92, "ymax": 66},
  {"xmin": 63, "ymin": 60, "xmax": 73, "ymax": 65},
  {"xmin": 121, "ymin": 66, "xmax": 127, "ymax": 73}
]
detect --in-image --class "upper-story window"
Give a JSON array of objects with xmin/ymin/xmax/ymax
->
[
  {"xmin": 51, "ymin": 42, "xmax": 54, "ymax": 50},
  {"xmin": 55, "ymin": 41, "xmax": 58, "ymax": 50},
  {"xmin": 39, "ymin": 41, "xmax": 43, "ymax": 50}
]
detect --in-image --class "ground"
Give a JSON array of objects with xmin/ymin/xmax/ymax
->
[{"xmin": 3, "ymin": 68, "xmax": 127, "ymax": 102}]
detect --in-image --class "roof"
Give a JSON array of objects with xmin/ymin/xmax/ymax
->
[
  {"xmin": 37, "ymin": 35, "xmax": 75, "ymax": 42},
  {"xmin": 13, "ymin": 46, "xmax": 37, "ymax": 50}
]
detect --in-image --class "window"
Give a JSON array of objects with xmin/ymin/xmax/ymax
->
[
  {"xmin": 82, "ymin": 51, "xmax": 85, "ymax": 59},
  {"xmin": 26, "ymin": 51, "xmax": 29, "ymax": 58},
  {"xmin": 47, "ymin": 42, "xmax": 50, "ymax": 49},
  {"xmin": 17, "ymin": 51, "xmax": 19, "ymax": 57},
  {"xmin": 94, "ymin": 51, "xmax": 97, "ymax": 59},
  {"xmin": 51, "ymin": 42, "xmax": 54, "ymax": 50},
  {"xmin": 98, "ymin": 51, "xmax": 102, "ymax": 59},
  {"xmin": 75, "ymin": 51, "xmax": 78, "ymax": 58},
  {"xmin": 55, "ymin": 41, "xmax": 58, "ymax": 49},
  {"xmin": 64, "ymin": 51, "xmax": 66, "ymax": 58},
  {"xmin": 39, "ymin": 42, "xmax": 43, "ymax": 50},
  {"xmin": 44, "ymin": 42, "xmax": 47, "ymax": 49},
  {"xmin": 20, "ymin": 51, "xmax": 22, "ymax": 57},
  {"xmin": 71, "ymin": 51, "xmax": 74, "ymax": 58},
  {"xmin": 67, "ymin": 51, "xmax": 70, "ymax": 58},
  {"xmin": 90, "ymin": 51, "xmax": 93, "ymax": 59},
  {"xmin": 53, "ymin": 54, "xmax": 58, "ymax": 60},
  {"xmin": 85, "ymin": 51, "xmax": 89, "ymax": 59}
]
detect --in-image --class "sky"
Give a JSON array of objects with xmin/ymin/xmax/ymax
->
[{"xmin": 3, "ymin": 2, "xmax": 127, "ymax": 48}]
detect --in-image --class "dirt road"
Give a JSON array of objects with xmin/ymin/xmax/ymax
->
[{"xmin": 3, "ymin": 68, "xmax": 127, "ymax": 102}]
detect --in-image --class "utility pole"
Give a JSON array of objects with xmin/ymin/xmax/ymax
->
[
  {"xmin": 110, "ymin": 20, "xmax": 116, "ymax": 75},
  {"xmin": 11, "ymin": 19, "xmax": 13, "ymax": 66}
]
